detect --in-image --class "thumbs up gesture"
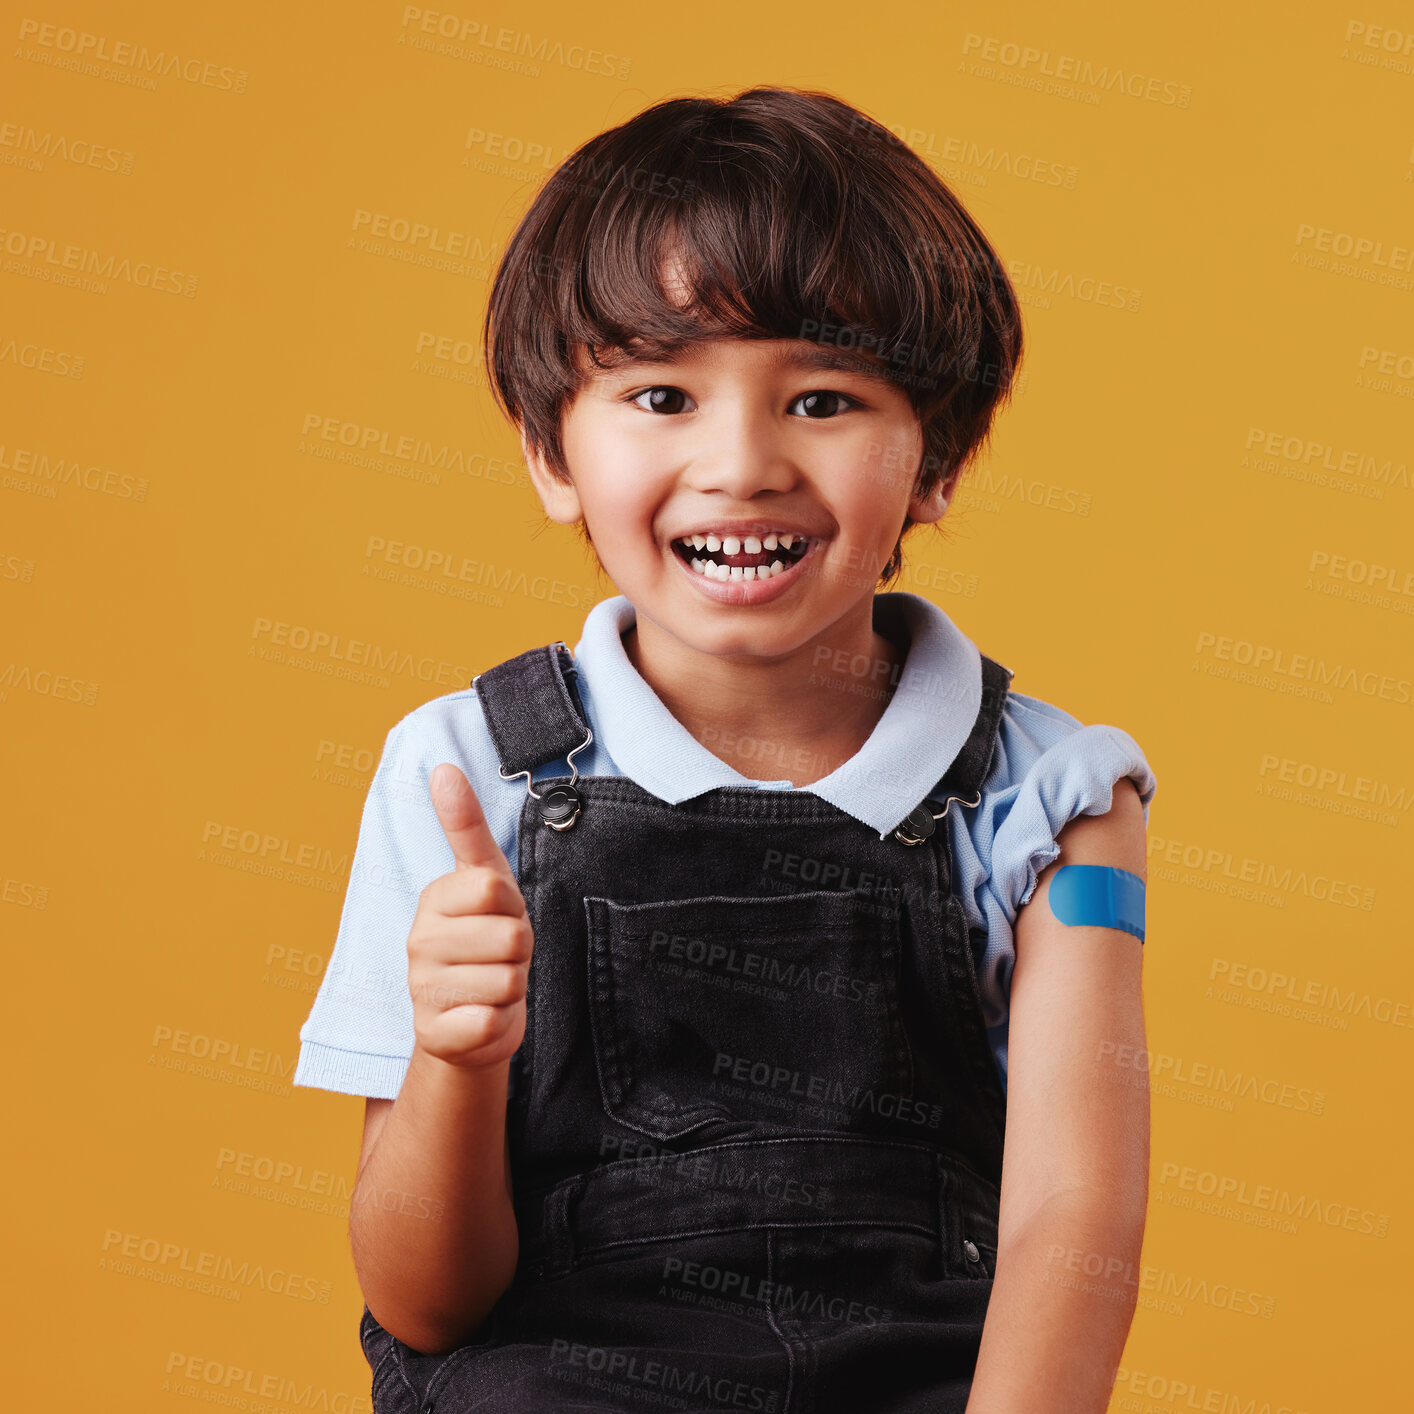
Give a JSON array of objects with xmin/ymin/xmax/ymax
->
[{"xmin": 406, "ymin": 763, "xmax": 533, "ymax": 1070}]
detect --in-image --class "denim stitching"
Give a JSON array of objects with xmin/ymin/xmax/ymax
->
[
  {"xmin": 573, "ymin": 1215, "xmax": 941, "ymax": 1262},
  {"xmin": 584, "ymin": 898, "xmax": 723, "ymax": 1141},
  {"xmin": 368, "ymin": 1345, "xmax": 397, "ymax": 1390},
  {"xmin": 386, "ymin": 1341, "xmax": 420, "ymax": 1406},
  {"xmin": 424, "ymin": 1338, "xmax": 499, "ymax": 1407},
  {"xmin": 762, "ymin": 1228, "xmax": 797, "ymax": 1414},
  {"xmin": 585, "ymin": 890, "xmax": 918, "ymax": 1142}
]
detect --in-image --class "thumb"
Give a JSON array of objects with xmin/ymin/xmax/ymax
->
[{"xmin": 428, "ymin": 763, "xmax": 511, "ymax": 874}]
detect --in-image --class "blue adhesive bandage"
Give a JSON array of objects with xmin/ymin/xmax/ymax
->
[{"xmin": 1048, "ymin": 865, "xmax": 1146, "ymax": 942}]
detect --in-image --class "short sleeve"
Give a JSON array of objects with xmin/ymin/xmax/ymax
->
[
  {"xmin": 293, "ymin": 715, "xmax": 454, "ymax": 1099},
  {"xmin": 985, "ymin": 698, "xmax": 1157, "ymax": 926}
]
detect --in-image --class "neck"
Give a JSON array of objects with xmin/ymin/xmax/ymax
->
[{"xmin": 621, "ymin": 600, "xmax": 909, "ymax": 788}]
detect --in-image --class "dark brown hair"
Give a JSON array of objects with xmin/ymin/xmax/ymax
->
[{"xmin": 482, "ymin": 85, "xmax": 1024, "ymax": 585}]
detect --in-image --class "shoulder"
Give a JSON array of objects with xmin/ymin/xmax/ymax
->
[
  {"xmin": 370, "ymin": 673, "xmax": 538, "ymax": 778},
  {"xmin": 385, "ymin": 685, "xmax": 485, "ymax": 760},
  {"xmin": 988, "ymin": 685, "xmax": 1157, "ymax": 819},
  {"xmin": 960, "ymin": 682, "xmax": 1157, "ymax": 921},
  {"xmin": 359, "ymin": 683, "xmax": 523, "ymax": 860}
]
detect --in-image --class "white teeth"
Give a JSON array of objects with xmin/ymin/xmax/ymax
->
[
  {"xmin": 676, "ymin": 530, "xmax": 814, "ymax": 585},
  {"xmin": 680, "ymin": 531, "xmax": 807, "ymax": 550},
  {"xmin": 689, "ymin": 557, "xmax": 791, "ymax": 580}
]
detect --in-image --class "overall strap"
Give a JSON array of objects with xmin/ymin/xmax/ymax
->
[
  {"xmin": 941, "ymin": 654, "xmax": 1013, "ymax": 800},
  {"xmin": 474, "ymin": 639, "xmax": 1014, "ymax": 845},
  {"xmin": 892, "ymin": 654, "xmax": 1013, "ymax": 845},
  {"xmin": 472, "ymin": 641, "xmax": 591, "ymax": 776}
]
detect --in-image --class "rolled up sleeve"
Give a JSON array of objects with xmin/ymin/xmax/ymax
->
[{"xmin": 991, "ymin": 714, "xmax": 1157, "ymax": 925}]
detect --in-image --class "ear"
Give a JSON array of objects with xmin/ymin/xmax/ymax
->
[
  {"xmin": 522, "ymin": 432, "xmax": 583, "ymax": 527},
  {"xmin": 906, "ymin": 460, "xmax": 962, "ymax": 527}
]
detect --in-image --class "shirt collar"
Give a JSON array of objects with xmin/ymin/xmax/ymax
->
[{"xmin": 570, "ymin": 592, "xmax": 982, "ymax": 839}]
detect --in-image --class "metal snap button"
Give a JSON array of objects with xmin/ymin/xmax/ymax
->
[
  {"xmin": 963, "ymin": 1239, "xmax": 981, "ymax": 1263},
  {"xmin": 893, "ymin": 803, "xmax": 936, "ymax": 845},
  {"xmin": 537, "ymin": 783, "xmax": 581, "ymax": 831}
]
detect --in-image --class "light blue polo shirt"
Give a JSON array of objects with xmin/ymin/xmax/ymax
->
[{"xmin": 294, "ymin": 592, "xmax": 1157, "ymax": 1100}]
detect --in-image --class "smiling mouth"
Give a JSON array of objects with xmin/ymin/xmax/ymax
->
[{"xmin": 670, "ymin": 532, "xmax": 815, "ymax": 581}]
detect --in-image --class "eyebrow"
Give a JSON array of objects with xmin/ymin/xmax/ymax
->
[
  {"xmin": 767, "ymin": 344, "xmax": 897, "ymax": 384},
  {"xmin": 596, "ymin": 341, "xmax": 897, "ymax": 385}
]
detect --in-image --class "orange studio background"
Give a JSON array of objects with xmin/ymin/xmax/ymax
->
[{"xmin": 4, "ymin": 4, "xmax": 1410, "ymax": 1410}]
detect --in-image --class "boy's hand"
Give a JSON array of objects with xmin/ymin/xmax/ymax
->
[{"xmin": 407, "ymin": 763, "xmax": 533, "ymax": 1071}]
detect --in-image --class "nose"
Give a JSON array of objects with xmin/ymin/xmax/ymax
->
[{"xmin": 681, "ymin": 399, "xmax": 799, "ymax": 500}]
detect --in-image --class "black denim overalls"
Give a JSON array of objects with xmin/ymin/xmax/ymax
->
[{"xmin": 361, "ymin": 634, "xmax": 1014, "ymax": 1414}]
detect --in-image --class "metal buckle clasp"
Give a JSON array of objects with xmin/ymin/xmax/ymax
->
[
  {"xmin": 472, "ymin": 642, "xmax": 594, "ymax": 831},
  {"xmin": 893, "ymin": 787, "xmax": 982, "ymax": 846}
]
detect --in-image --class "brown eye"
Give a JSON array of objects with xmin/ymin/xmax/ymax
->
[
  {"xmin": 630, "ymin": 387, "xmax": 692, "ymax": 414},
  {"xmin": 791, "ymin": 390, "xmax": 855, "ymax": 418}
]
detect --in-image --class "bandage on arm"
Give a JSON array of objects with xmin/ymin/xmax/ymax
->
[{"xmin": 1048, "ymin": 864, "xmax": 1145, "ymax": 943}]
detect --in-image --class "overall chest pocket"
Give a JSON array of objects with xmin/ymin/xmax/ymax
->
[{"xmin": 584, "ymin": 889, "xmax": 914, "ymax": 1143}]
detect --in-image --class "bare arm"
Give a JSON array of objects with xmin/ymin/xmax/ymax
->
[
  {"xmin": 966, "ymin": 776, "xmax": 1150, "ymax": 1414},
  {"xmin": 349, "ymin": 1054, "xmax": 518, "ymax": 1355},
  {"xmin": 348, "ymin": 762, "xmax": 533, "ymax": 1355}
]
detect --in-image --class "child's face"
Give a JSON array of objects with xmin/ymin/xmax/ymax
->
[{"xmin": 524, "ymin": 333, "xmax": 955, "ymax": 662}]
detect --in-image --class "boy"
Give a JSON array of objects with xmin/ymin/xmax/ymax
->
[{"xmin": 297, "ymin": 86, "xmax": 1157, "ymax": 1413}]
